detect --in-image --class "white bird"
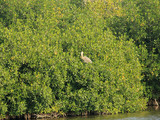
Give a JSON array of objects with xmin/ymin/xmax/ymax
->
[{"xmin": 80, "ymin": 51, "xmax": 92, "ymax": 63}]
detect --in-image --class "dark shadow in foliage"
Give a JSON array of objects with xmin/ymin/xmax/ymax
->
[
  {"xmin": 18, "ymin": 63, "xmax": 35, "ymax": 85},
  {"xmin": 70, "ymin": 0, "xmax": 84, "ymax": 8},
  {"xmin": 0, "ymin": 29, "xmax": 5, "ymax": 45},
  {"xmin": 62, "ymin": 41, "xmax": 72, "ymax": 52},
  {"xmin": 66, "ymin": 69, "xmax": 86, "ymax": 90},
  {"xmin": 0, "ymin": 1, "xmax": 14, "ymax": 27},
  {"xmin": 18, "ymin": 63, "xmax": 35, "ymax": 74},
  {"xmin": 0, "ymin": 38, "xmax": 4, "ymax": 45}
]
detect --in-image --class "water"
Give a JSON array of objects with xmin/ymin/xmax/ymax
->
[{"xmin": 46, "ymin": 107, "xmax": 160, "ymax": 120}]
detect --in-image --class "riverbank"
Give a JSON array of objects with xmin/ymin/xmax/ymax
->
[
  {"xmin": 1, "ymin": 98, "xmax": 159, "ymax": 120},
  {"xmin": 1, "ymin": 105, "xmax": 159, "ymax": 120}
]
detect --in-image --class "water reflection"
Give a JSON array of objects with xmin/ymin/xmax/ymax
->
[{"xmin": 44, "ymin": 107, "xmax": 160, "ymax": 120}]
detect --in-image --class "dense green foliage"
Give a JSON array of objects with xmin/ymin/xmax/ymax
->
[
  {"xmin": 1, "ymin": 0, "xmax": 160, "ymax": 118},
  {"xmin": 104, "ymin": 0, "xmax": 160, "ymax": 99}
]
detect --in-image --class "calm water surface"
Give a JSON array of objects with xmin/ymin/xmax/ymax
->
[{"xmin": 48, "ymin": 107, "xmax": 160, "ymax": 120}]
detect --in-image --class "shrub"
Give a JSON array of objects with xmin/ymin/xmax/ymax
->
[
  {"xmin": 0, "ymin": 0, "xmax": 147, "ymax": 118},
  {"xmin": 102, "ymin": 0, "xmax": 160, "ymax": 99}
]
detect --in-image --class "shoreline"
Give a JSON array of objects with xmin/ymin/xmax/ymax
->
[{"xmin": 1, "ymin": 99, "xmax": 159, "ymax": 120}]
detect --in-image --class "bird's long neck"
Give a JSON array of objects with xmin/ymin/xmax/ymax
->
[{"xmin": 81, "ymin": 52, "xmax": 83, "ymax": 58}]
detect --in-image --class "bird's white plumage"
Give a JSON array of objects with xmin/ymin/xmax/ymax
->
[{"xmin": 81, "ymin": 51, "xmax": 92, "ymax": 63}]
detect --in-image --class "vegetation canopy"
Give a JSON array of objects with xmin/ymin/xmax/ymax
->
[{"xmin": 1, "ymin": 0, "xmax": 160, "ymax": 118}]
